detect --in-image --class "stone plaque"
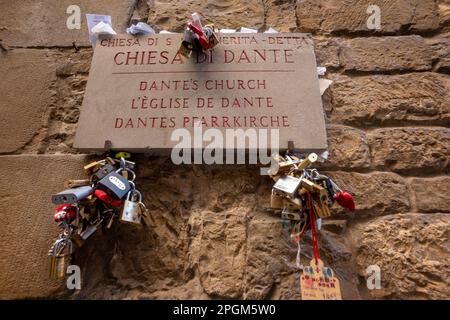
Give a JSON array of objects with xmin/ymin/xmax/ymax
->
[{"xmin": 74, "ymin": 33, "xmax": 327, "ymax": 152}]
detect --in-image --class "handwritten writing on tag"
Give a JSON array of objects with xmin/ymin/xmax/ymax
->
[{"xmin": 300, "ymin": 259, "xmax": 342, "ymax": 300}]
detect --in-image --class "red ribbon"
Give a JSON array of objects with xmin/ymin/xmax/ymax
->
[{"xmin": 306, "ymin": 192, "xmax": 320, "ymax": 264}]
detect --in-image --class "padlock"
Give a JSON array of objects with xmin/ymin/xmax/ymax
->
[
  {"xmin": 92, "ymin": 163, "xmax": 115, "ymax": 181},
  {"xmin": 52, "ymin": 186, "xmax": 93, "ymax": 204},
  {"xmin": 79, "ymin": 217, "xmax": 103, "ymax": 240},
  {"xmin": 116, "ymin": 157, "xmax": 136, "ymax": 171},
  {"xmin": 94, "ymin": 189, "xmax": 123, "ymax": 207},
  {"xmin": 179, "ymin": 28, "xmax": 195, "ymax": 58},
  {"xmin": 297, "ymin": 153, "xmax": 318, "ymax": 171},
  {"xmin": 316, "ymin": 189, "xmax": 331, "ymax": 218},
  {"xmin": 120, "ymin": 189, "xmax": 142, "ymax": 225},
  {"xmin": 284, "ymin": 197, "xmax": 302, "ymax": 210},
  {"xmin": 312, "ymin": 201, "xmax": 325, "ymax": 219},
  {"xmin": 79, "ymin": 224, "xmax": 97, "ymax": 240},
  {"xmin": 270, "ymin": 189, "xmax": 284, "ymax": 209},
  {"xmin": 49, "ymin": 237, "xmax": 72, "ymax": 279},
  {"xmin": 273, "ymin": 175, "xmax": 302, "ymax": 198},
  {"xmin": 96, "ymin": 168, "xmax": 133, "ymax": 200},
  {"xmin": 188, "ymin": 22, "xmax": 209, "ymax": 50},
  {"xmin": 300, "ymin": 178, "xmax": 324, "ymax": 194},
  {"xmin": 328, "ymin": 179, "xmax": 355, "ymax": 211},
  {"xmin": 334, "ymin": 192, "xmax": 355, "ymax": 211},
  {"xmin": 64, "ymin": 179, "xmax": 91, "ymax": 189},
  {"xmin": 52, "ymin": 253, "xmax": 70, "ymax": 279},
  {"xmin": 203, "ymin": 24, "xmax": 219, "ymax": 49},
  {"xmin": 322, "ymin": 178, "xmax": 335, "ymax": 200},
  {"xmin": 53, "ymin": 204, "xmax": 77, "ymax": 223},
  {"xmin": 83, "ymin": 160, "xmax": 104, "ymax": 174},
  {"xmin": 281, "ymin": 208, "xmax": 302, "ymax": 221}
]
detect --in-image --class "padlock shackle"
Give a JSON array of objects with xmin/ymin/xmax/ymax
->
[
  {"xmin": 126, "ymin": 188, "xmax": 142, "ymax": 202},
  {"xmin": 116, "ymin": 167, "xmax": 136, "ymax": 182}
]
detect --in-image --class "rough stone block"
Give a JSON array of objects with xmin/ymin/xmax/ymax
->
[
  {"xmin": 354, "ymin": 213, "xmax": 450, "ymax": 299},
  {"xmin": 325, "ymin": 171, "xmax": 410, "ymax": 217},
  {"xmin": 327, "ymin": 73, "xmax": 450, "ymax": 126},
  {"xmin": 340, "ymin": 36, "xmax": 432, "ymax": 72},
  {"xmin": 296, "ymin": 0, "xmax": 440, "ymax": 34},
  {"xmin": 410, "ymin": 177, "xmax": 450, "ymax": 213},
  {"xmin": 0, "ymin": 154, "xmax": 88, "ymax": 299},
  {"xmin": 368, "ymin": 127, "xmax": 450, "ymax": 174},
  {"xmin": 0, "ymin": 49, "xmax": 55, "ymax": 153},
  {"xmin": 0, "ymin": 0, "xmax": 133, "ymax": 47},
  {"xmin": 321, "ymin": 125, "xmax": 371, "ymax": 170},
  {"xmin": 148, "ymin": 0, "xmax": 264, "ymax": 32}
]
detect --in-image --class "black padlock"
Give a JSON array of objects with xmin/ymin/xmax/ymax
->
[
  {"xmin": 96, "ymin": 169, "xmax": 131, "ymax": 199},
  {"xmin": 92, "ymin": 163, "xmax": 115, "ymax": 182}
]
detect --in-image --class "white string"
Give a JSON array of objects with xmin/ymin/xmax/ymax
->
[{"xmin": 296, "ymin": 241, "xmax": 304, "ymax": 270}]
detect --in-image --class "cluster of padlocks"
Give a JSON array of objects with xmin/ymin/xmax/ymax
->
[
  {"xmin": 268, "ymin": 153, "xmax": 355, "ymax": 243},
  {"xmin": 178, "ymin": 12, "xmax": 219, "ymax": 58},
  {"xmin": 48, "ymin": 154, "xmax": 148, "ymax": 278}
]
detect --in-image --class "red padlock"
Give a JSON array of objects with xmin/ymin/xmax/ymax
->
[
  {"xmin": 53, "ymin": 204, "xmax": 77, "ymax": 223},
  {"xmin": 94, "ymin": 189, "xmax": 123, "ymax": 207},
  {"xmin": 188, "ymin": 22, "xmax": 209, "ymax": 50},
  {"xmin": 333, "ymin": 192, "xmax": 355, "ymax": 211}
]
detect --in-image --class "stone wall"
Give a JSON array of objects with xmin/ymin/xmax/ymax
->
[{"xmin": 0, "ymin": 0, "xmax": 448, "ymax": 299}]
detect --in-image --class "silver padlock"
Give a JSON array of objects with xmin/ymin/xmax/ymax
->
[{"xmin": 120, "ymin": 188, "xmax": 142, "ymax": 225}]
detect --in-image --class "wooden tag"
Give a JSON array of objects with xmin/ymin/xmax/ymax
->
[{"xmin": 300, "ymin": 259, "xmax": 342, "ymax": 300}]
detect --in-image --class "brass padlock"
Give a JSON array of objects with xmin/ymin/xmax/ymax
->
[
  {"xmin": 270, "ymin": 189, "xmax": 284, "ymax": 209},
  {"xmin": 284, "ymin": 197, "xmax": 302, "ymax": 210},
  {"xmin": 179, "ymin": 28, "xmax": 195, "ymax": 58},
  {"xmin": 297, "ymin": 153, "xmax": 318, "ymax": 171},
  {"xmin": 268, "ymin": 158, "xmax": 298, "ymax": 176},
  {"xmin": 53, "ymin": 253, "xmax": 70, "ymax": 278},
  {"xmin": 300, "ymin": 178, "xmax": 324, "ymax": 194},
  {"xmin": 83, "ymin": 160, "xmax": 104, "ymax": 174},
  {"xmin": 49, "ymin": 238, "xmax": 72, "ymax": 279},
  {"xmin": 203, "ymin": 24, "xmax": 219, "ymax": 49},
  {"xmin": 64, "ymin": 179, "xmax": 91, "ymax": 189},
  {"xmin": 315, "ymin": 199, "xmax": 331, "ymax": 218}
]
